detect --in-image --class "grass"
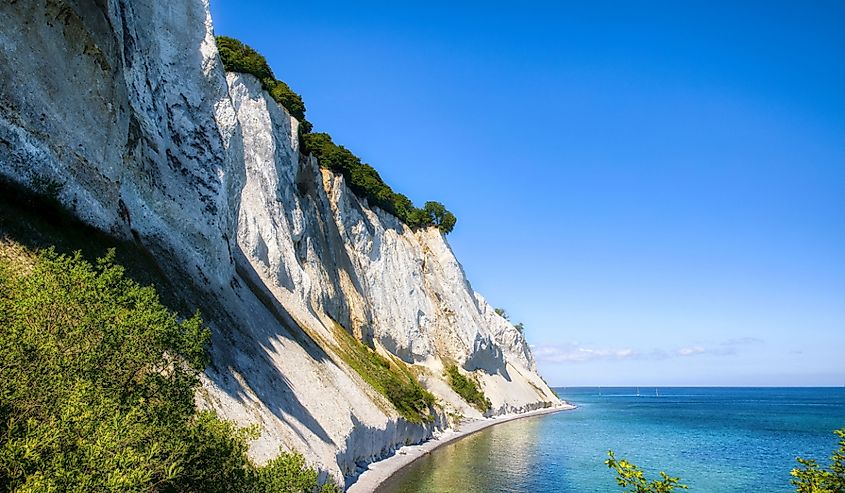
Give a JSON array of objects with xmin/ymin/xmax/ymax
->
[
  {"xmin": 330, "ymin": 323, "xmax": 436, "ymax": 424},
  {"xmin": 446, "ymin": 364, "xmax": 492, "ymax": 412}
]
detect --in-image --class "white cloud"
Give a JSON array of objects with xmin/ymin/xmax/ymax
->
[
  {"xmin": 677, "ymin": 346, "xmax": 706, "ymax": 356},
  {"xmin": 533, "ymin": 343, "xmax": 638, "ymax": 363},
  {"xmin": 677, "ymin": 337, "xmax": 764, "ymax": 357},
  {"xmin": 535, "ymin": 336, "xmax": 765, "ymax": 364},
  {"xmin": 720, "ymin": 337, "xmax": 764, "ymax": 346}
]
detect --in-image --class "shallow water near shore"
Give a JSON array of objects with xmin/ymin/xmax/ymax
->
[{"xmin": 376, "ymin": 387, "xmax": 845, "ymax": 493}]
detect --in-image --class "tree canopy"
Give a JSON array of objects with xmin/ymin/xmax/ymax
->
[
  {"xmin": 0, "ymin": 248, "xmax": 339, "ymax": 492},
  {"xmin": 216, "ymin": 36, "xmax": 311, "ymax": 133},
  {"xmin": 422, "ymin": 201, "xmax": 457, "ymax": 234},
  {"xmin": 302, "ymin": 132, "xmax": 457, "ymax": 233}
]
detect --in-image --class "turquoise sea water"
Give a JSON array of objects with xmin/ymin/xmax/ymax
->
[{"xmin": 376, "ymin": 387, "xmax": 845, "ymax": 493}]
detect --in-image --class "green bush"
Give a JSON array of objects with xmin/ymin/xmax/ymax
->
[
  {"xmin": 216, "ymin": 36, "xmax": 274, "ymax": 82},
  {"xmin": 253, "ymin": 451, "xmax": 340, "ymax": 493},
  {"xmin": 606, "ymin": 451, "xmax": 687, "ymax": 492},
  {"xmin": 445, "ymin": 364, "xmax": 491, "ymax": 412},
  {"xmin": 791, "ymin": 428, "xmax": 845, "ymax": 493},
  {"xmin": 332, "ymin": 324, "xmax": 436, "ymax": 424},
  {"xmin": 421, "ymin": 201, "xmax": 457, "ymax": 234},
  {"xmin": 0, "ymin": 248, "xmax": 338, "ymax": 492},
  {"xmin": 607, "ymin": 430, "xmax": 845, "ymax": 492}
]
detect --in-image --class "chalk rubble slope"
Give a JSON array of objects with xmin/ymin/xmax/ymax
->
[{"xmin": 0, "ymin": 0, "xmax": 560, "ymax": 483}]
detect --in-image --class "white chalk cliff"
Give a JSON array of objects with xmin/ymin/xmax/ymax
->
[{"xmin": 0, "ymin": 0, "xmax": 560, "ymax": 486}]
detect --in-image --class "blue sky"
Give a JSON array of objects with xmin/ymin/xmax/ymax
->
[{"xmin": 210, "ymin": 1, "xmax": 845, "ymax": 386}]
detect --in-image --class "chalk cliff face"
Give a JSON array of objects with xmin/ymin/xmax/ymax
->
[{"xmin": 0, "ymin": 0, "xmax": 559, "ymax": 484}]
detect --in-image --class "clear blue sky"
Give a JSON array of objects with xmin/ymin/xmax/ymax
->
[{"xmin": 210, "ymin": 1, "xmax": 845, "ymax": 386}]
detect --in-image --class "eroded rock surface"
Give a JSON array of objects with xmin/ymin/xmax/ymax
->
[{"xmin": 0, "ymin": 0, "xmax": 559, "ymax": 484}]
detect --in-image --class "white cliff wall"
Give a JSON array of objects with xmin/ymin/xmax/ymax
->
[
  {"xmin": 0, "ymin": 0, "xmax": 237, "ymax": 284},
  {"xmin": 0, "ymin": 0, "xmax": 559, "ymax": 485}
]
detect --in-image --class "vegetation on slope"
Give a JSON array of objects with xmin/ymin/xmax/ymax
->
[
  {"xmin": 331, "ymin": 324, "xmax": 436, "ymax": 424},
  {"xmin": 607, "ymin": 428, "xmax": 845, "ymax": 492},
  {"xmin": 302, "ymin": 132, "xmax": 456, "ymax": 233},
  {"xmin": 494, "ymin": 306, "xmax": 526, "ymax": 334},
  {"xmin": 216, "ymin": 36, "xmax": 311, "ymax": 133},
  {"xmin": 445, "ymin": 364, "xmax": 491, "ymax": 412},
  {"xmin": 215, "ymin": 36, "xmax": 457, "ymax": 234},
  {"xmin": 0, "ymin": 241, "xmax": 339, "ymax": 492}
]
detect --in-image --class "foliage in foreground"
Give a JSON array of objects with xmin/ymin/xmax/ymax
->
[
  {"xmin": 331, "ymin": 323, "xmax": 436, "ymax": 423},
  {"xmin": 791, "ymin": 429, "xmax": 845, "ymax": 493},
  {"xmin": 608, "ymin": 429, "xmax": 845, "ymax": 492},
  {"xmin": 0, "ymin": 248, "xmax": 339, "ymax": 492},
  {"xmin": 445, "ymin": 364, "xmax": 491, "ymax": 412},
  {"xmin": 215, "ymin": 35, "xmax": 457, "ymax": 235},
  {"xmin": 606, "ymin": 451, "xmax": 688, "ymax": 493},
  {"xmin": 254, "ymin": 452, "xmax": 340, "ymax": 493}
]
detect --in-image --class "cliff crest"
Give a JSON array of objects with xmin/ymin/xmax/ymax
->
[{"xmin": 0, "ymin": 0, "xmax": 559, "ymax": 483}]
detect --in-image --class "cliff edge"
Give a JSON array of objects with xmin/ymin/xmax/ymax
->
[{"xmin": 0, "ymin": 0, "xmax": 559, "ymax": 485}]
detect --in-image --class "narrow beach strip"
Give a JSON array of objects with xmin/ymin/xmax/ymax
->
[{"xmin": 347, "ymin": 403, "xmax": 576, "ymax": 493}]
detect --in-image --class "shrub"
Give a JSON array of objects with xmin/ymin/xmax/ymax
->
[
  {"xmin": 0, "ymin": 248, "xmax": 338, "ymax": 492},
  {"xmin": 445, "ymin": 364, "xmax": 491, "ymax": 412},
  {"xmin": 606, "ymin": 451, "xmax": 687, "ymax": 492},
  {"xmin": 421, "ymin": 201, "xmax": 456, "ymax": 234},
  {"xmin": 253, "ymin": 451, "xmax": 341, "ymax": 493},
  {"xmin": 216, "ymin": 35, "xmax": 274, "ymax": 82},
  {"xmin": 791, "ymin": 428, "xmax": 845, "ymax": 493}
]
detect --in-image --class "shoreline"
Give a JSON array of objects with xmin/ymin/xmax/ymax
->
[{"xmin": 346, "ymin": 403, "xmax": 576, "ymax": 493}]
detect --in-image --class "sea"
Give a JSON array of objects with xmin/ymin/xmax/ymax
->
[{"xmin": 376, "ymin": 387, "xmax": 845, "ymax": 493}]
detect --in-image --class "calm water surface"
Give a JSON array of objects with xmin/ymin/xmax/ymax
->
[{"xmin": 376, "ymin": 387, "xmax": 845, "ymax": 493}]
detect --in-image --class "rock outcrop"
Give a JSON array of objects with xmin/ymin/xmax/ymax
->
[{"xmin": 0, "ymin": 0, "xmax": 559, "ymax": 484}]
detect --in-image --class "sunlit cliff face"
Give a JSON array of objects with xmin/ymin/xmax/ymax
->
[{"xmin": 0, "ymin": 0, "xmax": 558, "ymax": 482}]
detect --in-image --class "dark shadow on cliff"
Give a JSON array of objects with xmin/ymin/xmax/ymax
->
[
  {"xmin": 195, "ymin": 246, "xmax": 336, "ymax": 446},
  {"xmin": 464, "ymin": 334, "xmax": 512, "ymax": 382},
  {"xmin": 294, "ymin": 157, "xmax": 375, "ymax": 343},
  {"xmin": 0, "ymin": 177, "xmax": 189, "ymax": 313},
  {"xmin": 338, "ymin": 414, "xmax": 439, "ymax": 489}
]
